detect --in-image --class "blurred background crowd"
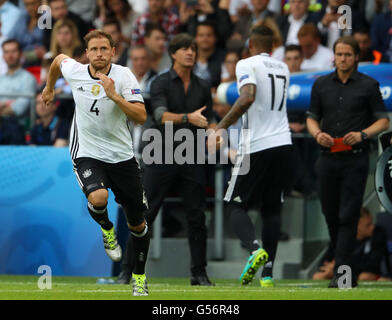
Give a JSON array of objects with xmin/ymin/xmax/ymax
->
[{"xmin": 0, "ymin": 0, "xmax": 391, "ymax": 149}]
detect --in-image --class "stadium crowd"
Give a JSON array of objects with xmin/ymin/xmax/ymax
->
[
  {"xmin": 1, "ymin": 0, "xmax": 392, "ymax": 286},
  {"xmin": 0, "ymin": 0, "xmax": 391, "ymax": 147}
]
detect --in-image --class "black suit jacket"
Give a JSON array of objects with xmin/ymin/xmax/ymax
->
[{"xmin": 277, "ymin": 12, "xmax": 319, "ymax": 44}]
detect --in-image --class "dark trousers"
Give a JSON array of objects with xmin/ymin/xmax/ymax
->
[
  {"xmin": 143, "ymin": 163, "xmax": 208, "ymax": 276},
  {"xmin": 315, "ymin": 152, "xmax": 369, "ymax": 276},
  {"xmin": 227, "ymin": 146, "xmax": 294, "ymax": 266}
]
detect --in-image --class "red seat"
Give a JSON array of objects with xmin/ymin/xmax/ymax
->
[{"xmin": 25, "ymin": 66, "xmax": 42, "ymax": 85}]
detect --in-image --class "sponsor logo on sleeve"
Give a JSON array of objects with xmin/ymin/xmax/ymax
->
[{"xmin": 239, "ymin": 74, "xmax": 249, "ymax": 83}]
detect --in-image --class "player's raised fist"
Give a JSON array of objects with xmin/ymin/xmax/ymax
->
[{"xmin": 42, "ymin": 86, "xmax": 55, "ymax": 107}]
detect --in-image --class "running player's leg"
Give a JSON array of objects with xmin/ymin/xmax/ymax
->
[
  {"xmin": 108, "ymin": 159, "xmax": 150, "ymax": 295},
  {"xmin": 259, "ymin": 146, "xmax": 293, "ymax": 287},
  {"xmin": 73, "ymin": 158, "xmax": 121, "ymax": 262},
  {"xmin": 87, "ymin": 189, "xmax": 112, "ymax": 230},
  {"xmin": 116, "ymin": 163, "xmax": 177, "ymax": 285},
  {"xmin": 225, "ymin": 153, "xmax": 268, "ymax": 285},
  {"xmin": 228, "ymin": 203, "xmax": 259, "ymax": 254},
  {"xmin": 109, "ymin": 160, "xmax": 176, "ymax": 295}
]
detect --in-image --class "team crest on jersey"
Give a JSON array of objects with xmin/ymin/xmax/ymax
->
[
  {"xmin": 91, "ymin": 84, "xmax": 100, "ymax": 96},
  {"xmin": 82, "ymin": 169, "xmax": 92, "ymax": 179}
]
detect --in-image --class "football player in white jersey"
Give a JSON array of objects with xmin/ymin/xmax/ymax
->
[
  {"xmin": 208, "ymin": 26, "xmax": 294, "ymax": 287},
  {"xmin": 42, "ymin": 30, "xmax": 150, "ymax": 296}
]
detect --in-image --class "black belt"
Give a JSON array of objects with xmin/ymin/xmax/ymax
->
[{"xmin": 321, "ymin": 148, "xmax": 366, "ymax": 156}]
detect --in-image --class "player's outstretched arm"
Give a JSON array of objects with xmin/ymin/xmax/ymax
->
[
  {"xmin": 42, "ymin": 54, "xmax": 69, "ymax": 106},
  {"xmin": 216, "ymin": 84, "xmax": 256, "ymax": 130},
  {"xmin": 97, "ymin": 72, "xmax": 147, "ymax": 125},
  {"xmin": 207, "ymin": 84, "xmax": 255, "ymax": 153}
]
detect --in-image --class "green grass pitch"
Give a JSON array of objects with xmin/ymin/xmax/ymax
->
[{"xmin": 1, "ymin": 275, "xmax": 392, "ymax": 300}]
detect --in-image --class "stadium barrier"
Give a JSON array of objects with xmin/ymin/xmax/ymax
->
[{"xmin": 0, "ymin": 146, "xmax": 118, "ymax": 276}]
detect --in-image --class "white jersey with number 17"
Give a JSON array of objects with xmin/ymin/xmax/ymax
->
[
  {"xmin": 60, "ymin": 58, "xmax": 144, "ymax": 164},
  {"xmin": 236, "ymin": 53, "xmax": 292, "ymax": 154}
]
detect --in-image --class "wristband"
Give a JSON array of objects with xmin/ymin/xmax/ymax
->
[{"xmin": 314, "ymin": 130, "xmax": 321, "ymax": 140}]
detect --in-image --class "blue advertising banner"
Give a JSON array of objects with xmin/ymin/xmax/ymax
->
[
  {"xmin": 217, "ymin": 63, "xmax": 392, "ymax": 110},
  {"xmin": 0, "ymin": 147, "xmax": 118, "ymax": 276}
]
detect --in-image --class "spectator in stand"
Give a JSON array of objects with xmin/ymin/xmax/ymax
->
[
  {"xmin": 353, "ymin": 28, "xmax": 386, "ymax": 64},
  {"xmin": 297, "ymin": 23, "xmax": 334, "ymax": 70},
  {"xmin": 220, "ymin": 49, "xmax": 241, "ymax": 83},
  {"xmin": 143, "ymin": 23, "xmax": 171, "ymax": 73},
  {"xmin": 66, "ymin": 0, "xmax": 96, "ymax": 24},
  {"xmin": 313, "ymin": 207, "xmax": 391, "ymax": 282},
  {"xmin": 370, "ymin": 0, "xmax": 392, "ymax": 62},
  {"xmin": 13, "ymin": 0, "xmax": 46, "ymax": 67},
  {"xmin": 179, "ymin": 0, "xmax": 232, "ymax": 48},
  {"xmin": 228, "ymin": 0, "xmax": 282, "ymax": 24},
  {"xmin": 94, "ymin": 0, "xmax": 140, "ymax": 45},
  {"xmin": 72, "ymin": 45, "xmax": 89, "ymax": 64},
  {"xmin": 194, "ymin": 21, "xmax": 226, "ymax": 90},
  {"xmin": 129, "ymin": 46, "xmax": 157, "ymax": 119},
  {"xmin": 43, "ymin": 0, "xmax": 93, "ymax": 51},
  {"xmin": 343, "ymin": 0, "xmax": 379, "ymax": 24},
  {"xmin": 314, "ymin": 0, "xmax": 368, "ymax": 50},
  {"xmin": 284, "ymin": 44, "xmax": 305, "ymax": 142},
  {"xmin": 29, "ymin": 93, "xmax": 69, "ymax": 147},
  {"xmin": 0, "ymin": 20, "xmax": 8, "ymax": 76},
  {"xmin": 49, "ymin": 19, "xmax": 82, "ymax": 58},
  {"xmin": 102, "ymin": 19, "xmax": 129, "ymax": 66},
  {"xmin": 132, "ymin": 0, "xmax": 182, "ymax": 46},
  {"xmin": 284, "ymin": 44, "xmax": 303, "ymax": 73},
  {"xmin": 253, "ymin": 17, "xmax": 284, "ymax": 55},
  {"xmin": 231, "ymin": 0, "xmax": 277, "ymax": 43},
  {"xmin": 0, "ymin": 39, "xmax": 37, "ymax": 130},
  {"xmin": 165, "ymin": 0, "xmax": 183, "ymax": 14},
  {"xmin": 0, "ymin": 0, "xmax": 22, "ymax": 39},
  {"xmin": 277, "ymin": 0, "xmax": 318, "ymax": 46},
  {"xmin": 128, "ymin": 0, "xmax": 149, "ymax": 14}
]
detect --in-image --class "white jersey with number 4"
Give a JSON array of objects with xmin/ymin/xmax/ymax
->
[
  {"xmin": 236, "ymin": 53, "xmax": 292, "ymax": 154},
  {"xmin": 60, "ymin": 58, "xmax": 144, "ymax": 163}
]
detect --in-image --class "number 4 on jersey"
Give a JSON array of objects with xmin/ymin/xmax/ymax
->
[{"xmin": 90, "ymin": 100, "xmax": 99, "ymax": 116}]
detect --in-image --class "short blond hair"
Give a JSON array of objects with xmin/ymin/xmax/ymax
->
[{"xmin": 84, "ymin": 29, "xmax": 115, "ymax": 49}]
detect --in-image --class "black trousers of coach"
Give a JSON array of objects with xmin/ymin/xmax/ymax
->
[
  {"xmin": 315, "ymin": 152, "xmax": 369, "ymax": 277},
  {"xmin": 143, "ymin": 163, "xmax": 208, "ymax": 277}
]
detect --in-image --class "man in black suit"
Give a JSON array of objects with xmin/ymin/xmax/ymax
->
[{"xmin": 277, "ymin": 0, "xmax": 319, "ymax": 46}]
